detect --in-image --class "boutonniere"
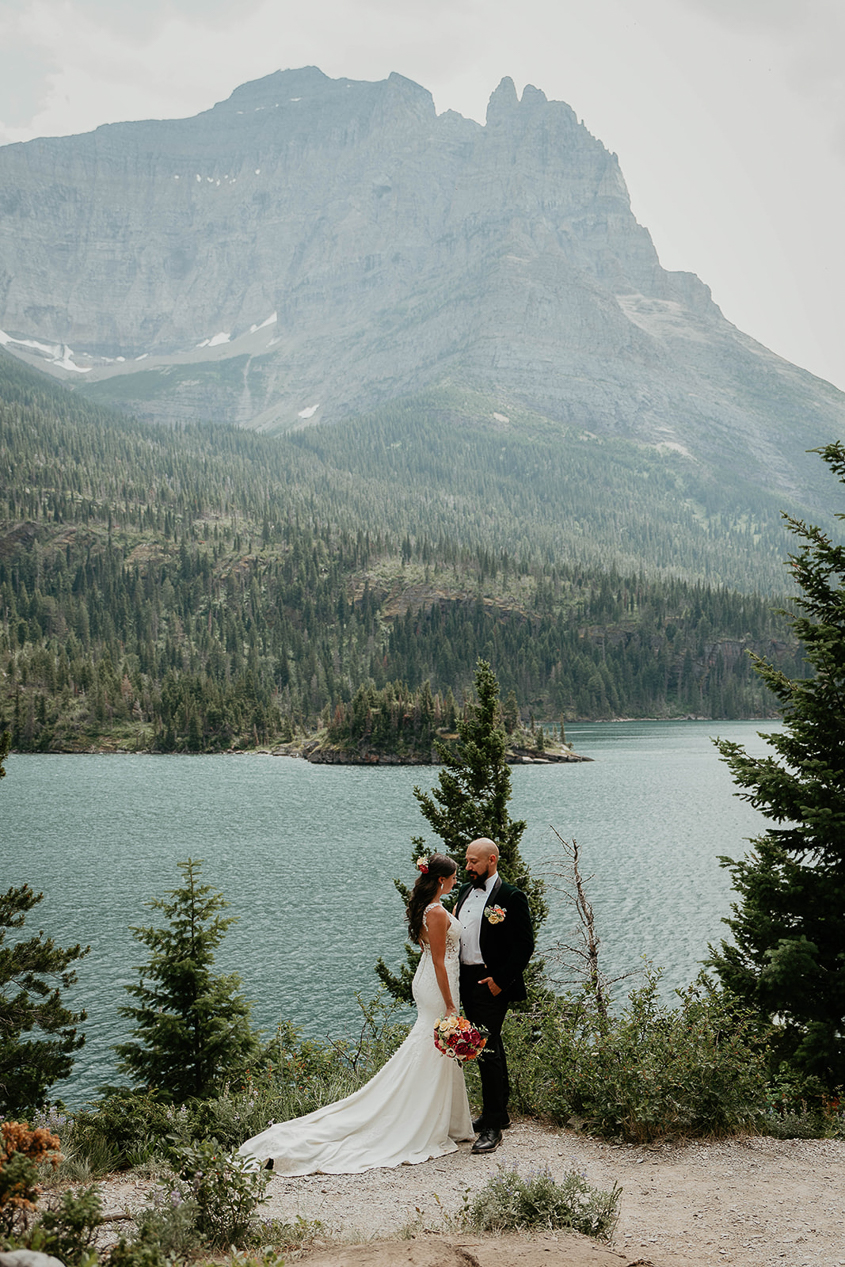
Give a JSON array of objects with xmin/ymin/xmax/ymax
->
[{"xmin": 485, "ymin": 905, "xmax": 506, "ymax": 924}]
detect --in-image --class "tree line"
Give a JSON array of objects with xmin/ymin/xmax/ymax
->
[
  {"xmin": 0, "ymin": 348, "xmax": 809, "ymax": 751},
  {"xmin": 0, "ymin": 519, "xmax": 803, "ymax": 751}
]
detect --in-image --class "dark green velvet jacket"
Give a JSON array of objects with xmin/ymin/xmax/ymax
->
[{"xmin": 454, "ymin": 876, "xmax": 534, "ymax": 1002}]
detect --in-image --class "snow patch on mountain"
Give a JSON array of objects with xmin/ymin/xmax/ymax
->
[
  {"xmin": 250, "ymin": 313, "xmax": 278, "ymax": 333},
  {"xmin": 0, "ymin": 329, "xmax": 90, "ymax": 371}
]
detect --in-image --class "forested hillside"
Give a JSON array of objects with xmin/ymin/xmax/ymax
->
[
  {"xmin": 281, "ymin": 388, "xmax": 816, "ymax": 595},
  {"xmin": 0, "ymin": 351, "xmax": 803, "ymax": 752}
]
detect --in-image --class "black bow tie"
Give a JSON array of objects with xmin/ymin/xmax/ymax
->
[{"xmin": 471, "ymin": 878, "xmax": 487, "ymax": 890}]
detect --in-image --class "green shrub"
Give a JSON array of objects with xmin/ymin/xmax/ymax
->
[
  {"xmin": 759, "ymin": 1070, "xmax": 845, "ymax": 1138},
  {"xmin": 249, "ymin": 1216, "xmax": 326, "ymax": 1253},
  {"xmin": 133, "ymin": 1185, "xmax": 201, "ymax": 1256},
  {"xmin": 107, "ymin": 1237, "xmax": 165, "ymax": 1267},
  {"xmin": 762, "ymin": 1109, "xmax": 828, "ymax": 1139},
  {"xmin": 171, "ymin": 1139, "xmax": 268, "ymax": 1247},
  {"xmin": 462, "ymin": 1166, "xmax": 620, "ymax": 1240},
  {"xmin": 63, "ymin": 1092, "xmax": 182, "ymax": 1174},
  {"xmin": 319, "ymin": 991, "xmax": 410, "ymax": 1078},
  {"xmin": 504, "ymin": 969, "xmax": 770, "ymax": 1142},
  {"xmin": 63, "ymin": 1135, "xmax": 122, "ymax": 1181},
  {"xmin": 225, "ymin": 1252, "xmax": 286, "ymax": 1267}
]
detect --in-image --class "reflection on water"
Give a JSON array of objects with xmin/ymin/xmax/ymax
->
[{"xmin": 2, "ymin": 720, "xmax": 778, "ymax": 1103}]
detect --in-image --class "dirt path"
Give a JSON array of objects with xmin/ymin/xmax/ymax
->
[
  {"xmin": 257, "ymin": 1123, "xmax": 845, "ymax": 1266},
  {"xmin": 96, "ymin": 1123, "xmax": 845, "ymax": 1267}
]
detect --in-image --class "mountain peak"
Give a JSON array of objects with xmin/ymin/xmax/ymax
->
[
  {"xmin": 519, "ymin": 83, "xmax": 548, "ymax": 109},
  {"xmin": 486, "ymin": 76, "xmax": 519, "ymax": 123},
  {"xmin": 0, "ymin": 62, "xmax": 842, "ymax": 507},
  {"xmin": 218, "ymin": 66, "xmax": 330, "ymax": 111}
]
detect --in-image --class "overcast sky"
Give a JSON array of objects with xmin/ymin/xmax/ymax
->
[{"xmin": 1, "ymin": 0, "xmax": 843, "ymax": 390}]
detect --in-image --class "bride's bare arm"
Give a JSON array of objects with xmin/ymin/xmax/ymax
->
[{"xmin": 424, "ymin": 907, "xmax": 457, "ymax": 1014}]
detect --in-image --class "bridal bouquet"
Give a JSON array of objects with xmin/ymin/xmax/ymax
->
[{"xmin": 433, "ymin": 1014, "xmax": 488, "ymax": 1063}]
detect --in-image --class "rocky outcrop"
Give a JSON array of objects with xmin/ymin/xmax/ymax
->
[
  {"xmin": 268, "ymin": 738, "xmax": 591, "ymax": 765},
  {"xmin": 1, "ymin": 65, "xmax": 843, "ymax": 504},
  {"xmin": 506, "ymin": 746, "xmax": 592, "ymax": 764}
]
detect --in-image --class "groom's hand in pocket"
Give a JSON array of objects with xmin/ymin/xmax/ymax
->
[{"xmin": 479, "ymin": 976, "xmax": 501, "ymax": 996}]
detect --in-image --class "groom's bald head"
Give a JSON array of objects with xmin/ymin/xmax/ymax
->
[{"xmin": 465, "ymin": 838, "xmax": 499, "ymax": 881}]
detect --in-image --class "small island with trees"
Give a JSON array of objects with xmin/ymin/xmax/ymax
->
[{"xmin": 286, "ymin": 679, "xmax": 591, "ymax": 764}]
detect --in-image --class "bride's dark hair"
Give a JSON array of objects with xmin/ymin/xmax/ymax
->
[{"xmin": 406, "ymin": 853, "xmax": 458, "ymax": 943}]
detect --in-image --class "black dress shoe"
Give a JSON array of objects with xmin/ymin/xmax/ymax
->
[
  {"xmin": 471, "ymin": 1127, "xmax": 503, "ymax": 1154},
  {"xmin": 472, "ymin": 1115, "xmax": 511, "ymax": 1132}
]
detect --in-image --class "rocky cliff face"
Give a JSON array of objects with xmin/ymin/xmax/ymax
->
[{"xmin": 1, "ymin": 66, "xmax": 843, "ymax": 503}]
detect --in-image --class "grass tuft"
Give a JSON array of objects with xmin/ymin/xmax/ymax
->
[{"xmin": 461, "ymin": 1165, "xmax": 621, "ymax": 1241}]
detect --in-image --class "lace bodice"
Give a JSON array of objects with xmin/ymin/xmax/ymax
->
[{"xmin": 421, "ymin": 902, "xmax": 462, "ymax": 965}]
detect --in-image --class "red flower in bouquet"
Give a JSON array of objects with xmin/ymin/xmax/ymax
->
[{"xmin": 433, "ymin": 1013, "xmax": 488, "ymax": 1063}]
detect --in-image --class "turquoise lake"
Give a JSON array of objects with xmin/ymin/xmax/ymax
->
[{"xmin": 1, "ymin": 720, "xmax": 779, "ymax": 1104}]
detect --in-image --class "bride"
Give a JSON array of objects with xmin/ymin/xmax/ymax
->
[{"xmin": 238, "ymin": 853, "xmax": 473, "ymax": 1175}]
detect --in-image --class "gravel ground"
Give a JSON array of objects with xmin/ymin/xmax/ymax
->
[{"xmin": 95, "ymin": 1123, "xmax": 845, "ymax": 1267}]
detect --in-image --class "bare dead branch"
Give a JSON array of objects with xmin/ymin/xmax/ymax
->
[{"xmin": 541, "ymin": 827, "xmax": 636, "ymax": 1018}]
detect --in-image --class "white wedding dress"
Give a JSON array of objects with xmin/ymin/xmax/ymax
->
[{"xmin": 237, "ymin": 904, "xmax": 473, "ymax": 1175}]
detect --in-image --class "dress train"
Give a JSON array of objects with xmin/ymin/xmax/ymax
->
[{"xmin": 237, "ymin": 906, "xmax": 473, "ymax": 1175}]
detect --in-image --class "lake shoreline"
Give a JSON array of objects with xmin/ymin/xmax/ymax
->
[
  {"xmin": 6, "ymin": 738, "xmax": 593, "ymax": 764},
  {"xmin": 7, "ymin": 712, "xmax": 782, "ymax": 761}
]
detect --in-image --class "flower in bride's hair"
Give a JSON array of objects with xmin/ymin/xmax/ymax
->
[{"xmin": 416, "ymin": 857, "xmax": 430, "ymax": 874}]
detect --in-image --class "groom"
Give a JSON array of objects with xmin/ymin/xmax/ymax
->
[{"xmin": 454, "ymin": 837, "xmax": 534, "ymax": 1155}]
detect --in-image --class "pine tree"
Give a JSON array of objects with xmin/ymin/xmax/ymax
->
[
  {"xmin": 116, "ymin": 859, "xmax": 259, "ymax": 1101},
  {"xmin": 502, "ymin": 690, "xmax": 519, "ymax": 734},
  {"xmin": 709, "ymin": 442, "xmax": 845, "ymax": 1085},
  {"xmin": 376, "ymin": 659, "xmax": 547, "ymax": 1000},
  {"xmin": 0, "ymin": 883, "xmax": 88, "ymax": 1116}
]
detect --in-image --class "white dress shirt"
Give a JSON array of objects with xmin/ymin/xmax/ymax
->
[{"xmin": 459, "ymin": 872, "xmax": 498, "ymax": 965}]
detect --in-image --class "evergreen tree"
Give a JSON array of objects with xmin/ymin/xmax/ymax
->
[
  {"xmin": 502, "ymin": 690, "xmax": 519, "ymax": 734},
  {"xmin": 116, "ymin": 859, "xmax": 259, "ymax": 1101},
  {"xmin": 710, "ymin": 442, "xmax": 845, "ymax": 1085},
  {"xmin": 376, "ymin": 659, "xmax": 547, "ymax": 1000},
  {"xmin": 0, "ymin": 883, "xmax": 88, "ymax": 1115}
]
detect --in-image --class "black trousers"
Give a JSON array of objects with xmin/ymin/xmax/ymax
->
[{"xmin": 460, "ymin": 965, "xmax": 511, "ymax": 1129}]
